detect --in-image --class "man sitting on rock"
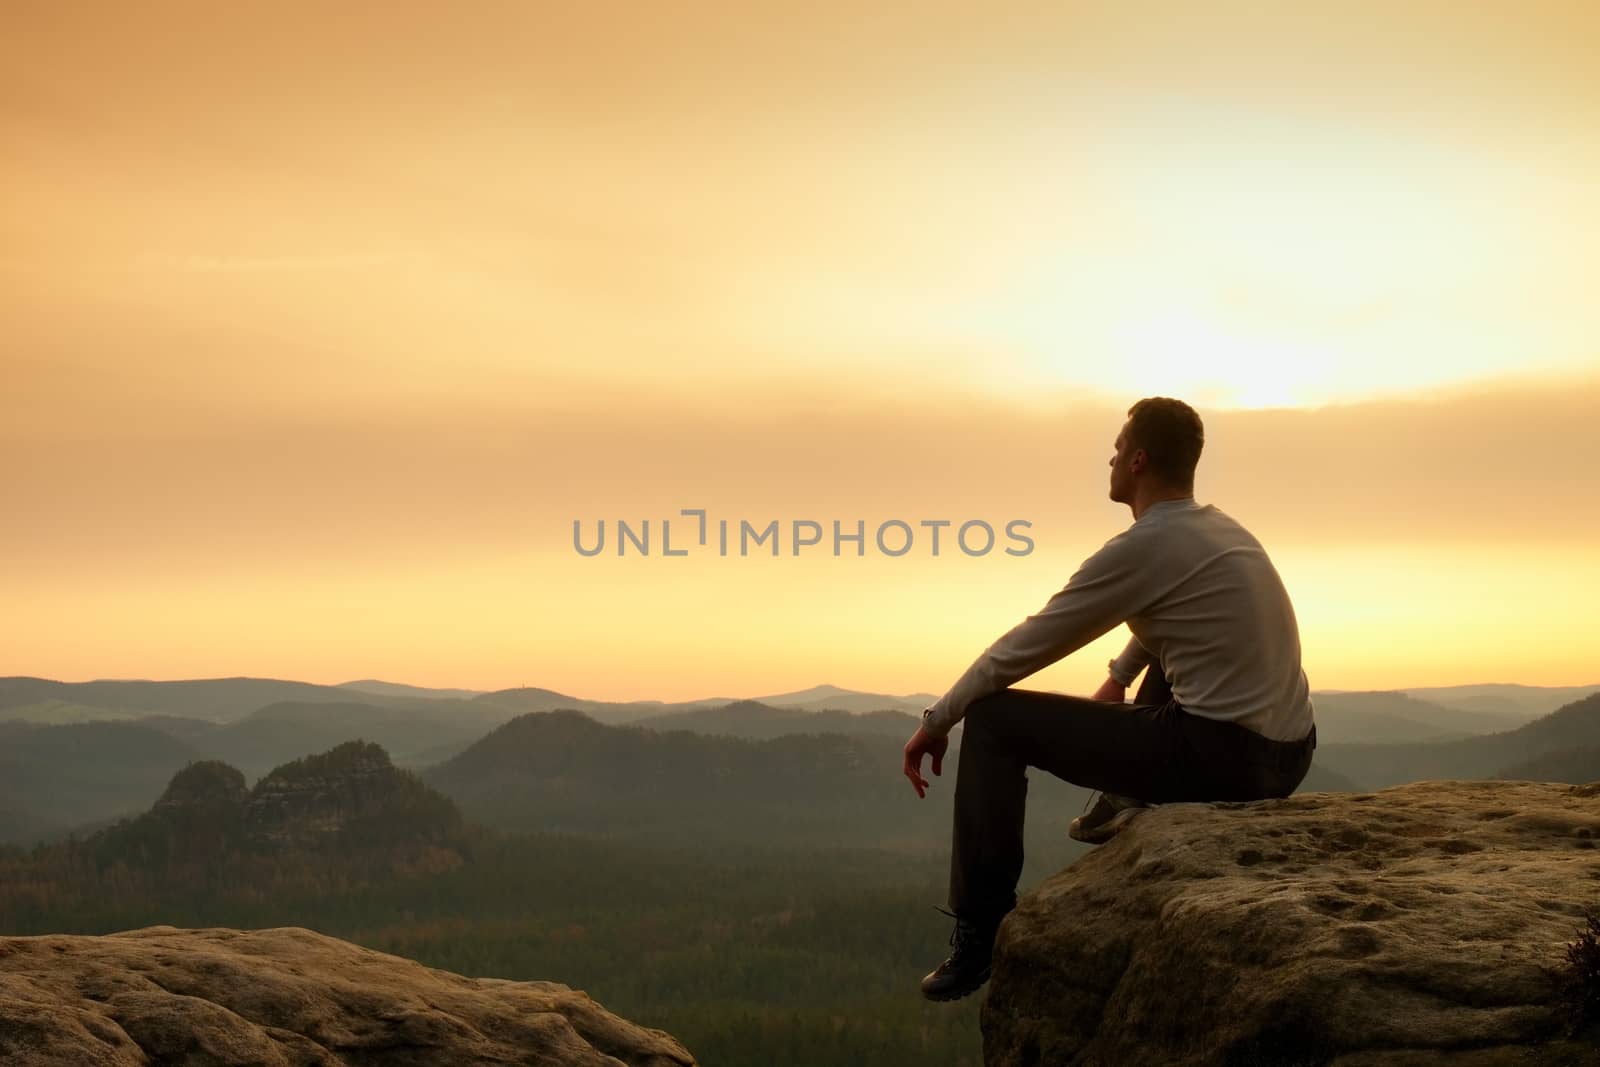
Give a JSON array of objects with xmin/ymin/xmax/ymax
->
[{"xmin": 902, "ymin": 396, "xmax": 1317, "ymax": 1002}]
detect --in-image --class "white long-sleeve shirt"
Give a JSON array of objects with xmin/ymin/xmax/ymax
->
[{"xmin": 921, "ymin": 497, "xmax": 1314, "ymax": 743}]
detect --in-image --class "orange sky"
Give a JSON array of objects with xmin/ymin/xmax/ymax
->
[{"xmin": 4, "ymin": 2, "xmax": 1598, "ymax": 698}]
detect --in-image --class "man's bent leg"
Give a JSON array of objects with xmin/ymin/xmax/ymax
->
[
  {"xmin": 947, "ymin": 686, "xmax": 1194, "ymax": 921},
  {"xmin": 948, "ymin": 698, "xmax": 1028, "ymax": 924}
]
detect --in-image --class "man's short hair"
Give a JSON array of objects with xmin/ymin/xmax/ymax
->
[{"xmin": 1125, "ymin": 397, "xmax": 1204, "ymax": 490}]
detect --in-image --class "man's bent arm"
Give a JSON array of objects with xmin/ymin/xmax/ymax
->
[
  {"xmin": 921, "ymin": 532, "xmax": 1150, "ymax": 738},
  {"xmin": 1106, "ymin": 635, "xmax": 1154, "ymax": 688}
]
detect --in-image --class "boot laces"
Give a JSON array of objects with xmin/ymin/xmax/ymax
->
[{"xmin": 934, "ymin": 905, "xmax": 986, "ymax": 957}]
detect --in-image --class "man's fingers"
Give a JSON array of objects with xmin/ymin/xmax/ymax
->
[
  {"xmin": 902, "ymin": 749, "xmax": 925, "ymax": 797},
  {"xmin": 931, "ymin": 750, "xmax": 943, "ymax": 777}
]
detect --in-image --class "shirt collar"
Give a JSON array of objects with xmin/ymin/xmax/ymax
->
[{"xmin": 1138, "ymin": 496, "xmax": 1198, "ymax": 521}]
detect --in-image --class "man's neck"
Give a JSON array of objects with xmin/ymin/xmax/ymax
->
[{"xmin": 1131, "ymin": 488, "xmax": 1195, "ymax": 521}]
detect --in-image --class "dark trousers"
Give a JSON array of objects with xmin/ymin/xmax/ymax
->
[{"xmin": 948, "ymin": 663, "xmax": 1316, "ymax": 923}]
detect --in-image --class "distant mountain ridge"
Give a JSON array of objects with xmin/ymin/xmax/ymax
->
[
  {"xmin": 467, "ymin": 683, "xmax": 941, "ymax": 723},
  {"xmin": 742, "ymin": 684, "xmax": 944, "ymax": 714},
  {"xmin": 2, "ymin": 672, "xmax": 1590, "ymax": 738},
  {"xmin": 623, "ymin": 700, "xmax": 924, "ymax": 739},
  {"xmin": 7, "ymin": 676, "xmax": 1591, "ymax": 731},
  {"xmin": 1308, "ymin": 691, "xmax": 1528, "ymax": 743},
  {"xmin": 1396, "ymin": 683, "xmax": 1600, "ymax": 718},
  {"xmin": 187, "ymin": 700, "xmax": 497, "ymax": 777},
  {"xmin": 0, "ymin": 676, "xmax": 478, "ymax": 724},
  {"xmin": 336, "ymin": 679, "xmax": 488, "ymax": 700}
]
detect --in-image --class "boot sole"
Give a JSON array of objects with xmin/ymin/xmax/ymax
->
[
  {"xmin": 1068, "ymin": 804, "xmax": 1149, "ymax": 844},
  {"xmin": 921, "ymin": 965, "xmax": 992, "ymax": 1002}
]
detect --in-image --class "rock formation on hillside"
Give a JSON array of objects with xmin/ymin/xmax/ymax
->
[
  {"xmin": 982, "ymin": 780, "xmax": 1600, "ymax": 1066},
  {"xmin": 151, "ymin": 760, "xmax": 250, "ymax": 813},
  {"xmin": 57, "ymin": 743, "xmax": 469, "ymax": 902},
  {"xmin": 0, "ymin": 924, "xmax": 695, "ymax": 1066},
  {"xmin": 246, "ymin": 740, "xmax": 462, "ymax": 850},
  {"xmin": 96, "ymin": 741, "xmax": 463, "ymax": 865}
]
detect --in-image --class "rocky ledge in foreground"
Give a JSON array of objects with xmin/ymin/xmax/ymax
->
[
  {"xmin": 984, "ymin": 780, "xmax": 1600, "ymax": 1067},
  {"xmin": 0, "ymin": 925, "xmax": 694, "ymax": 1066}
]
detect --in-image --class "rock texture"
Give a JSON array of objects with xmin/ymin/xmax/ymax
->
[
  {"xmin": 983, "ymin": 780, "xmax": 1600, "ymax": 1066},
  {"xmin": 0, "ymin": 925, "xmax": 695, "ymax": 1066}
]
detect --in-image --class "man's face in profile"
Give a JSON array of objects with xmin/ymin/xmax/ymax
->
[{"xmin": 1108, "ymin": 421, "xmax": 1138, "ymax": 505}]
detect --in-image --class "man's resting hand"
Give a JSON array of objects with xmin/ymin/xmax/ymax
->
[
  {"xmin": 902, "ymin": 724, "xmax": 949, "ymax": 799},
  {"xmin": 1091, "ymin": 676, "xmax": 1126, "ymax": 704}
]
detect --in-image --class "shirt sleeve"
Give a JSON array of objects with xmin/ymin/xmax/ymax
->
[
  {"xmin": 1106, "ymin": 634, "xmax": 1154, "ymax": 688},
  {"xmin": 921, "ymin": 527, "xmax": 1151, "ymax": 738}
]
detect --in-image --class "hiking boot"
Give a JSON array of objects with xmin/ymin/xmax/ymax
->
[
  {"xmin": 1069, "ymin": 791, "xmax": 1151, "ymax": 844},
  {"xmin": 920, "ymin": 905, "xmax": 1003, "ymax": 1002}
]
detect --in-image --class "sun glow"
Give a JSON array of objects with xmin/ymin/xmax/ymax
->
[
  {"xmin": 1114, "ymin": 305, "xmax": 1341, "ymax": 410},
  {"xmin": 5, "ymin": 2, "xmax": 1600, "ymax": 692}
]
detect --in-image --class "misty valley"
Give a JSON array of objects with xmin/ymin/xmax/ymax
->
[{"xmin": 2, "ymin": 676, "xmax": 1598, "ymax": 1065}]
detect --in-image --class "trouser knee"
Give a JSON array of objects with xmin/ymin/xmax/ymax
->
[{"xmin": 962, "ymin": 691, "xmax": 1014, "ymax": 735}]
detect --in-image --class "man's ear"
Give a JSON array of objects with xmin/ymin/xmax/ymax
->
[{"xmin": 1130, "ymin": 448, "xmax": 1147, "ymax": 473}]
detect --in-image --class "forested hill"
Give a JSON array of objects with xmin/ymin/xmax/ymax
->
[
  {"xmin": 1316, "ymin": 692, "xmax": 1600, "ymax": 790},
  {"xmin": 0, "ymin": 719, "xmax": 201, "ymax": 836},
  {"xmin": 1496, "ymin": 744, "xmax": 1600, "ymax": 785},
  {"xmin": 419, "ymin": 709, "xmax": 962, "ymax": 851},
  {"xmin": 0, "ymin": 740, "xmax": 468, "ymax": 926}
]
